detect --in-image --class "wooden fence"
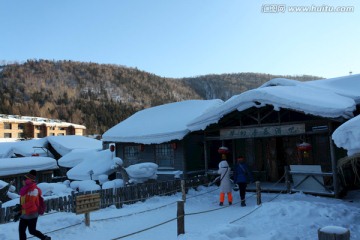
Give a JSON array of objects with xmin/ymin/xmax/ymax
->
[{"xmin": 0, "ymin": 176, "xmax": 209, "ymax": 224}]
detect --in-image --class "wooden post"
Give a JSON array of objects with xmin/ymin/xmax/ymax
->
[
  {"xmin": 177, "ymin": 200, "xmax": 185, "ymax": 236},
  {"xmin": 181, "ymin": 180, "xmax": 186, "ymax": 202},
  {"xmin": 203, "ymin": 140, "xmax": 208, "ymax": 175},
  {"xmin": 85, "ymin": 212, "xmax": 90, "ymax": 227},
  {"xmin": 284, "ymin": 166, "xmax": 291, "ymax": 193},
  {"xmin": 0, "ymin": 202, "xmax": 3, "ymax": 224},
  {"xmin": 318, "ymin": 226, "xmax": 350, "ymax": 240},
  {"xmin": 75, "ymin": 193, "xmax": 100, "ymax": 227},
  {"xmin": 256, "ymin": 181, "xmax": 261, "ymax": 205},
  {"xmin": 328, "ymin": 123, "xmax": 339, "ymax": 198}
]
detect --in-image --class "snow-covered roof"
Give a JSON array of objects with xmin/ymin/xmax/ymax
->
[
  {"xmin": 58, "ymin": 149, "xmax": 100, "ymax": 168},
  {"xmin": 332, "ymin": 115, "xmax": 360, "ymax": 156},
  {"xmin": 306, "ymin": 74, "xmax": 360, "ymax": 104},
  {"xmin": 0, "ymin": 157, "xmax": 58, "ymax": 177},
  {"xmin": 47, "ymin": 135, "xmax": 103, "ymax": 156},
  {"xmin": 187, "ymin": 75, "xmax": 359, "ymax": 131},
  {"xmin": 102, "ymin": 99, "xmax": 224, "ymax": 144},
  {"xmin": 0, "ymin": 138, "xmax": 49, "ymax": 158},
  {"xmin": 0, "ymin": 136, "xmax": 103, "ymax": 176},
  {"xmin": 0, "ymin": 114, "xmax": 86, "ymax": 129}
]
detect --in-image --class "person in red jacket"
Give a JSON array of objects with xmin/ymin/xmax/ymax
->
[{"xmin": 18, "ymin": 170, "xmax": 51, "ymax": 240}]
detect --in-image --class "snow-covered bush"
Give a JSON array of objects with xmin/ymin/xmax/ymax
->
[
  {"xmin": 70, "ymin": 180, "xmax": 101, "ymax": 192},
  {"xmin": 126, "ymin": 162, "xmax": 158, "ymax": 184}
]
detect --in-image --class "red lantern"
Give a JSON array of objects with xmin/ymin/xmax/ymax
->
[
  {"xmin": 297, "ymin": 142, "xmax": 312, "ymax": 151},
  {"xmin": 32, "ymin": 153, "xmax": 39, "ymax": 157},
  {"xmin": 218, "ymin": 146, "xmax": 229, "ymax": 154},
  {"xmin": 139, "ymin": 144, "xmax": 145, "ymax": 152},
  {"xmin": 171, "ymin": 142, "xmax": 177, "ymax": 150},
  {"xmin": 110, "ymin": 145, "xmax": 115, "ymax": 152}
]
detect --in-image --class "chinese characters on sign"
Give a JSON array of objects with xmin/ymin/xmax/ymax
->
[{"xmin": 220, "ymin": 124, "xmax": 305, "ymax": 139}]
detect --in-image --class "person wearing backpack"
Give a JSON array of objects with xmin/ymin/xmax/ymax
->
[
  {"xmin": 18, "ymin": 170, "xmax": 51, "ymax": 240},
  {"xmin": 233, "ymin": 156, "xmax": 253, "ymax": 207}
]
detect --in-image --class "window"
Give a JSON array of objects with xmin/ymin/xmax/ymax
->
[
  {"xmin": 124, "ymin": 146, "xmax": 140, "ymax": 166},
  {"xmin": 4, "ymin": 123, "xmax": 11, "ymax": 129},
  {"xmin": 18, "ymin": 124, "xmax": 24, "ymax": 130},
  {"xmin": 155, "ymin": 144, "xmax": 175, "ymax": 168},
  {"xmin": 18, "ymin": 133, "xmax": 24, "ymax": 138},
  {"xmin": 4, "ymin": 133, "xmax": 12, "ymax": 138}
]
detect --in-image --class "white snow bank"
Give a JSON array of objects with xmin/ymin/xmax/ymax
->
[
  {"xmin": 126, "ymin": 163, "xmax": 158, "ymax": 184},
  {"xmin": 102, "ymin": 179, "xmax": 124, "ymax": 189},
  {"xmin": 332, "ymin": 115, "xmax": 360, "ymax": 156},
  {"xmin": 66, "ymin": 149, "xmax": 115, "ymax": 181},
  {"xmin": 37, "ymin": 182, "xmax": 74, "ymax": 196},
  {"xmin": 70, "ymin": 180, "xmax": 101, "ymax": 192},
  {"xmin": 58, "ymin": 148, "xmax": 99, "ymax": 168}
]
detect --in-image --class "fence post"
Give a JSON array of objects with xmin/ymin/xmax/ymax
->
[
  {"xmin": 0, "ymin": 202, "xmax": 3, "ymax": 224},
  {"xmin": 85, "ymin": 212, "xmax": 90, "ymax": 227},
  {"xmin": 181, "ymin": 180, "xmax": 186, "ymax": 202},
  {"xmin": 284, "ymin": 166, "xmax": 291, "ymax": 193},
  {"xmin": 177, "ymin": 200, "xmax": 185, "ymax": 236},
  {"xmin": 318, "ymin": 226, "xmax": 350, "ymax": 240},
  {"xmin": 256, "ymin": 181, "xmax": 261, "ymax": 205}
]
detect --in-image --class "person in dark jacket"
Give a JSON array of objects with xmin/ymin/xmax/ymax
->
[
  {"xmin": 18, "ymin": 170, "xmax": 51, "ymax": 240},
  {"xmin": 233, "ymin": 156, "xmax": 253, "ymax": 206}
]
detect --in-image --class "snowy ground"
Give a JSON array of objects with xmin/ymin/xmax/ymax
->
[{"xmin": 1, "ymin": 186, "xmax": 359, "ymax": 240}]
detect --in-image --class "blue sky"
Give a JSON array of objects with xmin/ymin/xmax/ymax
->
[{"xmin": 1, "ymin": 0, "xmax": 359, "ymax": 78}]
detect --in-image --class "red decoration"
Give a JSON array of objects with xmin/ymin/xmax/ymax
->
[
  {"xmin": 140, "ymin": 144, "xmax": 145, "ymax": 152},
  {"xmin": 110, "ymin": 145, "xmax": 115, "ymax": 152},
  {"xmin": 171, "ymin": 142, "xmax": 177, "ymax": 150},
  {"xmin": 32, "ymin": 153, "xmax": 39, "ymax": 157},
  {"xmin": 297, "ymin": 142, "xmax": 312, "ymax": 151},
  {"xmin": 218, "ymin": 146, "xmax": 229, "ymax": 154}
]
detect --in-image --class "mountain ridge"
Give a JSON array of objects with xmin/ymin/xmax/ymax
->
[{"xmin": 0, "ymin": 59, "xmax": 322, "ymax": 134}]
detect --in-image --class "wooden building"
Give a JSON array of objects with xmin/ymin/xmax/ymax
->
[
  {"xmin": 102, "ymin": 100, "xmax": 224, "ymax": 180},
  {"xmin": 103, "ymin": 75, "xmax": 360, "ymax": 196},
  {"xmin": 188, "ymin": 75, "xmax": 360, "ymax": 197}
]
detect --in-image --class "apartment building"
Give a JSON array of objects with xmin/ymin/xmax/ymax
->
[{"xmin": 0, "ymin": 114, "xmax": 86, "ymax": 140}]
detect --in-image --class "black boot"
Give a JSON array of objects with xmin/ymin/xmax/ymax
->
[{"xmin": 241, "ymin": 200, "xmax": 246, "ymax": 207}]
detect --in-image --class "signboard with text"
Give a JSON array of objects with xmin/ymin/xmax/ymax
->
[
  {"xmin": 75, "ymin": 193, "xmax": 101, "ymax": 215},
  {"xmin": 220, "ymin": 124, "xmax": 305, "ymax": 139}
]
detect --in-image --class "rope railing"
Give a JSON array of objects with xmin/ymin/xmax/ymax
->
[
  {"xmin": 93, "ymin": 185, "xmax": 220, "ymax": 222},
  {"xmin": 27, "ymin": 221, "xmax": 83, "ymax": 239},
  {"xmin": 109, "ymin": 177, "xmax": 286, "ymax": 239},
  {"xmin": 111, "ymin": 217, "xmax": 178, "ymax": 240},
  {"xmin": 25, "ymin": 175, "xmax": 288, "ymax": 240}
]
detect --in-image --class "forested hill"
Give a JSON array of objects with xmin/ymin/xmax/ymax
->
[
  {"xmin": 181, "ymin": 73, "xmax": 322, "ymax": 100},
  {"xmin": 0, "ymin": 60, "xmax": 321, "ymax": 135}
]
